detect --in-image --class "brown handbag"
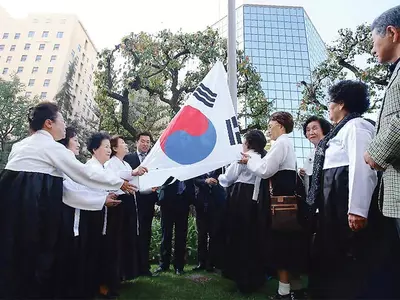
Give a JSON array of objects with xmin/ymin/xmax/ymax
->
[{"xmin": 269, "ymin": 180, "xmax": 303, "ymax": 232}]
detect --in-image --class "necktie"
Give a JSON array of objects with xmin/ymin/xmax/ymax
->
[
  {"xmin": 177, "ymin": 181, "xmax": 186, "ymax": 195},
  {"xmin": 139, "ymin": 152, "xmax": 146, "ymax": 163}
]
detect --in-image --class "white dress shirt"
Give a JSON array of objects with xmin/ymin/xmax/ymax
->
[
  {"xmin": 105, "ymin": 156, "xmax": 138, "ymax": 195},
  {"xmin": 323, "ymin": 118, "xmax": 378, "ymax": 218},
  {"xmin": 6, "ymin": 130, "xmax": 123, "ymax": 191}
]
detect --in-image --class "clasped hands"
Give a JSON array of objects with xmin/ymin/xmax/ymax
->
[{"xmin": 120, "ymin": 166, "xmax": 148, "ymax": 194}]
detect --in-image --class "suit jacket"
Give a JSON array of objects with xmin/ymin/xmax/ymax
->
[
  {"xmin": 158, "ymin": 177, "xmax": 195, "ymax": 207},
  {"xmin": 194, "ymin": 169, "xmax": 225, "ymax": 208},
  {"xmin": 368, "ymin": 61, "xmax": 400, "ymax": 218},
  {"xmin": 124, "ymin": 152, "xmax": 158, "ymax": 205}
]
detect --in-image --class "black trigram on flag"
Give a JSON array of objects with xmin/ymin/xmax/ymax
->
[
  {"xmin": 226, "ymin": 116, "xmax": 242, "ymax": 145},
  {"xmin": 193, "ymin": 83, "xmax": 217, "ymax": 108}
]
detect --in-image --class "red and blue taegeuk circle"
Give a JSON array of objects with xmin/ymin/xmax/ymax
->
[{"xmin": 160, "ymin": 106, "xmax": 217, "ymax": 165}]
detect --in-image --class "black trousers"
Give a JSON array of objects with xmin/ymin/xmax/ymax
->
[
  {"xmin": 159, "ymin": 198, "xmax": 189, "ymax": 271},
  {"xmin": 136, "ymin": 194, "xmax": 155, "ymax": 274}
]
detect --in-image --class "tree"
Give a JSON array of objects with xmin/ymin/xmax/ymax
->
[
  {"xmin": 297, "ymin": 23, "xmax": 391, "ymax": 125},
  {"xmin": 54, "ymin": 58, "xmax": 78, "ymax": 122},
  {"xmin": 0, "ymin": 76, "xmax": 36, "ymax": 167},
  {"xmin": 95, "ymin": 28, "xmax": 272, "ymax": 138}
]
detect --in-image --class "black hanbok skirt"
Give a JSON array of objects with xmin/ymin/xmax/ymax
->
[
  {"xmin": 0, "ymin": 170, "xmax": 63, "ymax": 299},
  {"xmin": 309, "ymin": 166, "xmax": 383, "ymax": 299},
  {"xmin": 223, "ymin": 182, "xmax": 269, "ymax": 293}
]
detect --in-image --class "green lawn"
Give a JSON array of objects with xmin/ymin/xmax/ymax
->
[{"xmin": 119, "ymin": 266, "xmax": 280, "ymax": 300}]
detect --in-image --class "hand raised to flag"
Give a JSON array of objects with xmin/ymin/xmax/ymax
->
[
  {"xmin": 239, "ymin": 153, "xmax": 250, "ymax": 165},
  {"xmin": 132, "ymin": 166, "xmax": 148, "ymax": 176}
]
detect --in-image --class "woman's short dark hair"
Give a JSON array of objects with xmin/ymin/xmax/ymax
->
[
  {"xmin": 270, "ymin": 111, "xmax": 294, "ymax": 133},
  {"xmin": 87, "ymin": 132, "xmax": 110, "ymax": 154},
  {"xmin": 58, "ymin": 126, "xmax": 77, "ymax": 148},
  {"xmin": 110, "ymin": 135, "xmax": 123, "ymax": 157},
  {"xmin": 244, "ymin": 130, "xmax": 267, "ymax": 155},
  {"xmin": 302, "ymin": 116, "xmax": 332, "ymax": 138},
  {"xmin": 28, "ymin": 102, "xmax": 59, "ymax": 132},
  {"xmin": 328, "ymin": 80, "xmax": 370, "ymax": 114}
]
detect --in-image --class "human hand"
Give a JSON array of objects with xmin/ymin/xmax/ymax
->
[
  {"xmin": 132, "ymin": 166, "xmax": 148, "ymax": 176},
  {"xmin": 364, "ymin": 152, "xmax": 385, "ymax": 171},
  {"xmin": 105, "ymin": 193, "xmax": 122, "ymax": 207},
  {"xmin": 239, "ymin": 153, "xmax": 250, "ymax": 164},
  {"xmin": 299, "ymin": 168, "xmax": 306, "ymax": 177},
  {"xmin": 205, "ymin": 178, "xmax": 218, "ymax": 185},
  {"xmin": 121, "ymin": 180, "xmax": 138, "ymax": 194},
  {"xmin": 348, "ymin": 213, "xmax": 368, "ymax": 232}
]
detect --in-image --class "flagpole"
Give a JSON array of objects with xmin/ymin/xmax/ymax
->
[{"xmin": 227, "ymin": 0, "xmax": 237, "ymax": 115}]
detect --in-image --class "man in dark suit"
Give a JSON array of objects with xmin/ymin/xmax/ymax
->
[
  {"xmin": 193, "ymin": 168, "xmax": 226, "ymax": 272},
  {"xmin": 124, "ymin": 132, "xmax": 158, "ymax": 277},
  {"xmin": 155, "ymin": 178, "xmax": 195, "ymax": 275}
]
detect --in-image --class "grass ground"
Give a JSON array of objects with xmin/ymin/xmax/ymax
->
[{"xmin": 119, "ymin": 265, "xmax": 280, "ymax": 300}]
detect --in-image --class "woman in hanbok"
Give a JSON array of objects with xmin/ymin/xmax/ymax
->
[
  {"xmin": 306, "ymin": 80, "xmax": 379, "ymax": 299},
  {"xmin": 299, "ymin": 116, "xmax": 332, "ymax": 195},
  {"xmin": 218, "ymin": 129, "xmax": 268, "ymax": 293},
  {"xmin": 0, "ymin": 103, "xmax": 134, "ymax": 299},
  {"xmin": 103, "ymin": 135, "xmax": 147, "ymax": 297},
  {"xmin": 57, "ymin": 127, "xmax": 121, "ymax": 299},
  {"xmin": 241, "ymin": 112, "xmax": 308, "ymax": 299}
]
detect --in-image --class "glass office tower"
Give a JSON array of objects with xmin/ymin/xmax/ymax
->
[{"xmin": 212, "ymin": 4, "xmax": 327, "ymax": 166}]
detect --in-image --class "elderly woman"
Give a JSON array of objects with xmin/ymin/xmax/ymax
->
[
  {"xmin": 241, "ymin": 112, "xmax": 308, "ymax": 299},
  {"xmin": 57, "ymin": 128, "xmax": 121, "ymax": 299},
  {"xmin": 307, "ymin": 80, "xmax": 379, "ymax": 299},
  {"xmin": 299, "ymin": 116, "xmax": 332, "ymax": 195},
  {"xmin": 0, "ymin": 103, "xmax": 133, "ymax": 299},
  {"xmin": 219, "ymin": 130, "xmax": 269, "ymax": 293},
  {"xmin": 104, "ymin": 135, "xmax": 147, "ymax": 297}
]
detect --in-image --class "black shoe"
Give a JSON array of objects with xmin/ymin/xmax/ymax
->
[
  {"xmin": 175, "ymin": 269, "xmax": 185, "ymax": 275},
  {"xmin": 269, "ymin": 293, "xmax": 294, "ymax": 300},
  {"xmin": 154, "ymin": 266, "xmax": 168, "ymax": 274},
  {"xmin": 292, "ymin": 289, "xmax": 308, "ymax": 299},
  {"xmin": 192, "ymin": 264, "xmax": 206, "ymax": 271}
]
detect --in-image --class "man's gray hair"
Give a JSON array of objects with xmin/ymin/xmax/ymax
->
[{"xmin": 371, "ymin": 5, "xmax": 400, "ymax": 36}]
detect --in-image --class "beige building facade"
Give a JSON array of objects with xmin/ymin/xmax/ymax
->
[{"xmin": 0, "ymin": 6, "xmax": 99, "ymax": 128}]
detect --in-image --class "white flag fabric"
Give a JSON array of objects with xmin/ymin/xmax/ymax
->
[{"xmin": 138, "ymin": 61, "xmax": 243, "ymax": 190}]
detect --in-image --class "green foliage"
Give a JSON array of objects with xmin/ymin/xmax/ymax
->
[
  {"xmin": 297, "ymin": 23, "xmax": 390, "ymax": 126},
  {"xmin": 149, "ymin": 210, "xmax": 198, "ymax": 264},
  {"xmin": 55, "ymin": 58, "xmax": 78, "ymax": 122},
  {"xmin": 95, "ymin": 28, "xmax": 273, "ymax": 137},
  {"xmin": 0, "ymin": 76, "xmax": 36, "ymax": 152}
]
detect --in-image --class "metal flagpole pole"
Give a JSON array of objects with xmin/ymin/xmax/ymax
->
[{"xmin": 227, "ymin": 0, "xmax": 237, "ymax": 115}]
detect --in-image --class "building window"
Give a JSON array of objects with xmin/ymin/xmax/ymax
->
[
  {"xmin": 80, "ymin": 62, "xmax": 83, "ymax": 71},
  {"xmin": 50, "ymin": 55, "xmax": 57, "ymax": 62},
  {"xmin": 25, "ymin": 92, "xmax": 32, "ymax": 97},
  {"xmin": 77, "ymin": 44, "xmax": 81, "ymax": 52},
  {"xmin": 89, "ymin": 74, "xmax": 92, "ymax": 81},
  {"xmin": 84, "ymin": 40, "xmax": 88, "ymax": 50},
  {"xmin": 28, "ymin": 31, "xmax": 35, "ymax": 38},
  {"xmin": 80, "ymin": 90, "xmax": 82, "ymax": 95},
  {"xmin": 36, "ymin": 55, "xmax": 42, "ymax": 62},
  {"xmin": 43, "ymin": 79, "xmax": 50, "ymax": 87},
  {"xmin": 82, "ymin": 79, "xmax": 85, "ymax": 85},
  {"xmin": 78, "ymin": 73, "xmax": 81, "ymax": 82},
  {"xmin": 2, "ymin": 68, "xmax": 8, "ymax": 75},
  {"xmin": 6, "ymin": 56, "xmax": 12, "ymax": 63},
  {"xmin": 28, "ymin": 79, "xmax": 35, "ymax": 86},
  {"xmin": 0, "ymin": 44, "xmax": 4, "ymax": 51},
  {"xmin": 24, "ymin": 43, "xmax": 31, "ymax": 50},
  {"xmin": 45, "ymin": 18, "xmax": 51, "ymax": 23},
  {"xmin": 14, "ymin": 33, "xmax": 21, "ymax": 39},
  {"xmin": 47, "ymin": 67, "xmax": 54, "ymax": 74},
  {"xmin": 42, "ymin": 31, "xmax": 49, "ymax": 38},
  {"xmin": 71, "ymin": 50, "xmax": 75, "ymax": 57},
  {"xmin": 2, "ymin": 33, "xmax": 9, "ymax": 39},
  {"xmin": 75, "ymin": 84, "xmax": 78, "ymax": 92},
  {"xmin": 60, "ymin": 19, "xmax": 67, "ymax": 24},
  {"xmin": 21, "ymin": 55, "xmax": 27, "ymax": 62},
  {"xmin": 10, "ymin": 45, "xmax": 16, "ymax": 51},
  {"xmin": 17, "ymin": 66, "xmax": 23, "ymax": 73},
  {"xmin": 40, "ymin": 92, "xmax": 47, "ymax": 99},
  {"xmin": 39, "ymin": 44, "xmax": 45, "ymax": 50},
  {"xmin": 82, "ymin": 53, "xmax": 85, "ymax": 61},
  {"xmin": 56, "ymin": 32, "xmax": 64, "ymax": 38},
  {"xmin": 53, "ymin": 44, "xmax": 60, "ymax": 50},
  {"xmin": 32, "ymin": 66, "xmax": 38, "ymax": 73},
  {"xmin": 91, "ymin": 64, "xmax": 94, "ymax": 70}
]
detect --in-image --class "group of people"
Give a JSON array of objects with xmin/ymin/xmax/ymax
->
[{"xmin": 0, "ymin": 4, "xmax": 400, "ymax": 300}]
